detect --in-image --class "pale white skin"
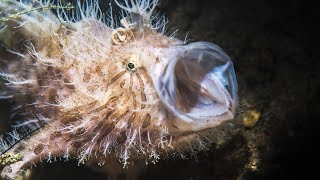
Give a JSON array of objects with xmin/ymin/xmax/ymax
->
[{"xmin": 0, "ymin": 0, "xmax": 238, "ymax": 179}]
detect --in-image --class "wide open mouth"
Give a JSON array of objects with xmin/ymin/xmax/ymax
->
[
  {"xmin": 155, "ymin": 42, "xmax": 238, "ymax": 131},
  {"xmin": 174, "ymin": 50, "xmax": 224, "ymax": 114}
]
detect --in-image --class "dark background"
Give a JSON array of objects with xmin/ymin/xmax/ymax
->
[{"xmin": 1, "ymin": 0, "xmax": 319, "ymax": 179}]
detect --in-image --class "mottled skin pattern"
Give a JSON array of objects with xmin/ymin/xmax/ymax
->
[{"xmin": 0, "ymin": 0, "xmax": 237, "ymax": 179}]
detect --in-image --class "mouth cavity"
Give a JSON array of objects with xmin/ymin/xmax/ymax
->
[{"xmin": 154, "ymin": 42, "xmax": 238, "ymax": 131}]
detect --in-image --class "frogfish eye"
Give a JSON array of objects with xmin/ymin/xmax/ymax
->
[
  {"xmin": 128, "ymin": 62, "xmax": 135, "ymax": 70},
  {"xmin": 155, "ymin": 42, "xmax": 238, "ymax": 131}
]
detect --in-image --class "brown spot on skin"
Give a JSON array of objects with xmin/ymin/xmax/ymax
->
[
  {"xmin": 141, "ymin": 131, "xmax": 148, "ymax": 139},
  {"xmin": 97, "ymin": 122, "xmax": 116, "ymax": 143},
  {"xmin": 128, "ymin": 112, "xmax": 136, "ymax": 126},
  {"xmin": 106, "ymin": 122, "xmax": 116, "ymax": 134},
  {"xmin": 104, "ymin": 110, "xmax": 115, "ymax": 121},
  {"xmin": 14, "ymin": 145, "xmax": 25, "ymax": 153},
  {"xmin": 50, "ymin": 131, "xmax": 62, "ymax": 140},
  {"xmin": 142, "ymin": 113, "xmax": 151, "ymax": 128},
  {"xmin": 93, "ymin": 121, "xmax": 104, "ymax": 132},
  {"xmin": 120, "ymin": 80, "xmax": 126, "ymax": 88},
  {"xmin": 129, "ymin": 73, "xmax": 133, "ymax": 91},
  {"xmin": 121, "ymin": 94, "xmax": 131, "ymax": 105},
  {"xmin": 129, "ymin": 73, "xmax": 138, "ymax": 108},
  {"xmin": 95, "ymin": 66, "xmax": 104, "ymax": 77},
  {"xmin": 155, "ymin": 57, "xmax": 160, "ymax": 63},
  {"xmin": 72, "ymin": 141, "xmax": 82, "ymax": 148},
  {"xmin": 108, "ymin": 70, "xmax": 126, "ymax": 85},
  {"xmin": 63, "ymin": 78, "xmax": 75, "ymax": 90},
  {"xmin": 91, "ymin": 91, "xmax": 122, "ymax": 113},
  {"xmin": 67, "ymin": 84, "xmax": 75, "ymax": 90},
  {"xmin": 75, "ymin": 128, "xmax": 86, "ymax": 136},
  {"xmin": 115, "ymin": 109, "xmax": 129, "ymax": 121},
  {"xmin": 83, "ymin": 67, "xmax": 92, "ymax": 83},
  {"xmin": 117, "ymin": 131, "xmax": 127, "ymax": 144},
  {"xmin": 60, "ymin": 113, "xmax": 81, "ymax": 124},
  {"xmin": 34, "ymin": 144, "xmax": 44, "ymax": 155},
  {"xmin": 66, "ymin": 101, "xmax": 97, "ymax": 117},
  {"xmin": 46, "ymin": 66, "xmax": 54, "ymax": 71},
  {"xmin": 87, "ymin": 85, "xmax": 99, "ymax": 92},
  {"xmin": 60, "ymin": 102, "xmax": 97, "ymax": 123},
  {"xmin": 132, "ymin": 92, "xmax": 137, "ymax": 108},
  {"xmin": 48, "ymin": 88, "xmax": 57, "ymax": 104},
  {"xmin": 63, "ymin": 78, "xmax": 70, "ymax": 83},
  {"xmin": 90, "ymin": 116, "xmax": 99, "ymax": 121},
  {"xmin": 93, "ymin": 110, "xmax": 115, "ymax": 132},
  {"xmin": 55, "ymin": 71, "xmax": 63, "ymax": 79},
  {"xmin": 113, "ymin": 91, "xmax": 124, "ymax": 99},
  {"xmin": 136, "ymin": 73, "xmax": 147, "ymax": 109}
]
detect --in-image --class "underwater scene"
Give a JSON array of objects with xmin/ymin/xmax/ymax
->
[{"xmin": 0, "ymin": 0, "xmax": 318, "ymax": 179}]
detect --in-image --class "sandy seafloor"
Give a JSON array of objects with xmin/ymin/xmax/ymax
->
[{"xmin": 1, "ymin": 0, "xmax": 319, "ymax": 179}]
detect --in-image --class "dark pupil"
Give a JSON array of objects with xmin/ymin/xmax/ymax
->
[{"xmin": 128, "ymin": 63, "xmax": 135, "ymax": 69}]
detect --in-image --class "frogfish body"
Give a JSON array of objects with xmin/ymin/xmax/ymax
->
[{"xmin": 0, "ymin": 0, "xmax": 238, "ymax": 179}]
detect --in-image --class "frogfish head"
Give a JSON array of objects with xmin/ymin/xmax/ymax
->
[{"xmin": 104, "ymin": 1, "xmax": 238, "ymax": 136}]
